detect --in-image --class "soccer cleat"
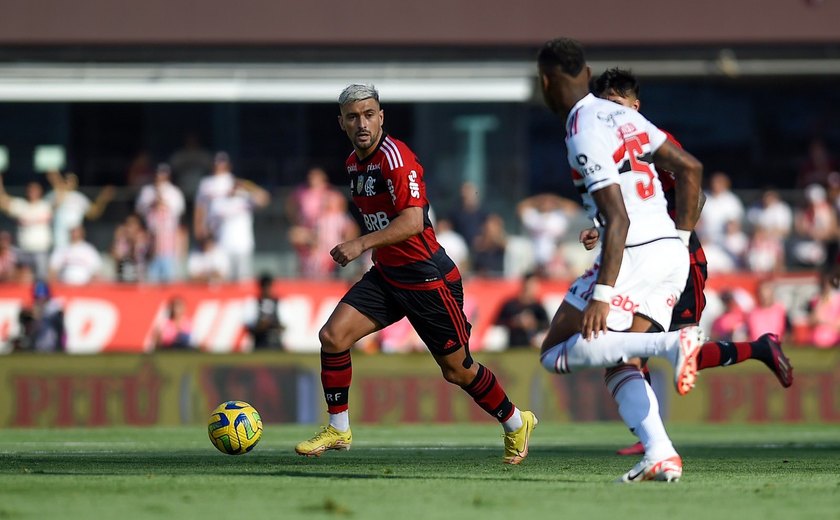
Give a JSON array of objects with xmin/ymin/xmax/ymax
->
[
  {"xmin": 618, "ymin": 455, "xmax": 683, "ymax": 483},
  {"xmin": 503, "ymin": 410, "xmax": 538, "ymax": 465},
  {"xmin": 295, "ymin": 425, "xmax": 352, "ymax": 457},
  {"xmin": 757, "ymin": 333, "xmax": 794, "ymax": 388},
  {"xmin": 616, "ymin": 441, "xmax": 645, "ymax": 456},
  {"xmin": 673, "ymin": 326, "xmax": 704, "ymax": 396}
]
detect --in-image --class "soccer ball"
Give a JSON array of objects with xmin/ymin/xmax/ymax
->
[{"xmin": 208, "ymin": 401, "xmax": 263, "ymax": 455}]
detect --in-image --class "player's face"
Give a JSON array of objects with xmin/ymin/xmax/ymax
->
[
  {"xmin": 338, "ymin": 98, "xmax": 384, "ymax": 155},
  {"xmin": 601, "ymin": 88, "xmax": 641, "ymax": 111}
]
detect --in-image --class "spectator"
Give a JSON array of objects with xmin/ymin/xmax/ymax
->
[
  {"xmin": 797, "ymin": 138, "xmax": 837, "ymax": 188},
  {"xmin": 435, "ymin": 217, "xmax": 470, "ymax": 273},
  {"xmin": 472, "ymin": 213, "xmax": 507, "ymax": 277},
  {"xmin": 286, "ymin": 166, "xmax": 346, "ymax": 277},
  {"xmin": 111, "ymin": 213, "xmax": 151, "ymax": 283},
  {"xmin": 169, "ymin": 132, "xmax": 213, "ymax": 199},
  {"xmin": 0, "ymin": 178, "xmax": 52, "ymax": 279},
  {"xmin": 207, "ymin": 179, "xmax": 270, "ymax": 281},
  {"xmin": 807, "ymin": 273, "xmax": 840, "ymax": 348},
  {"xmin": 746, "ymin": 282, "xmax": 788, "ymax": 340},
  {"xmin": 746, "ymin": 225, "xmax": 786, "ymax": 274},
  {"xmin": 187, "ymin": 237, "xmax": 230, "ymax": 283},
  {"xmin": 711, "ymin": 290, "xmax": 748, "ymax": 342},
  {"xmin": 136, "ymin": 163, "xmax": 186, "ymax": 223},
  {"xmin": 245, "ymin": 273, "xmax": 284, "ymax": 350},
  {"xmin": 125, "ymin": 150, "xmax": 155, "ymax": 189},
  {"xmin": 449, "ymin": 181, "xmax": 488, "ymax": 254},
  {"xmin": 0, "ymin": 230, "xmax": 17, "ymax": 281},
  {"xmin": 495, "ymin": 272, "xmax": 549, "ymax": 349},
  {"xmin": 45, "ymin": 170, "xmax": 115, "ymax": 250},
  {"xmin": 697, "ymin": 171, "xmax": 744, "ymax": 246},
  {"xmin": 193, "ymin": 151, "xmax": 235, "ymax": 241},
  {"xmin": 720, "ymin": 219, "xmax": 749, "ymax": 270},
  {"xmin": 137, "ymin": 165, "xmax": 187, "ymax": 283},
  {"xmin": 49, "ymin": 225, "xmax": 102, "ymax": 285},
  {"xmin": 15, "ymin": 279, "xmax": 64, "ymax": 352},
  {"xmin": 746, "ymin": 189, "xmax": 792, "ymax": 240},
  {"xmin": 517, "ymin": 193, "xmax": 580, "ymax": 277},
  {"xmin": 152, "ymin": 296, "xmax": 193, "ymax": 350},
  {"xmin": 792, "ymin": 183, "xmax": 838, "ymax": 268}
]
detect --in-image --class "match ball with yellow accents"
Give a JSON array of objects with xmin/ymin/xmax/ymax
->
[{"xmin": 208, "ymin": 401, "xmax": 263, "ymax": 455}]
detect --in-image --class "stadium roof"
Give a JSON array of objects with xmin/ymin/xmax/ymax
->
[{"xmin": 1, "ymin": 57, "xmax": 840, "ymax": 103}]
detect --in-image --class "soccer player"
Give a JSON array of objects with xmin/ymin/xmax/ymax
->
[
  {"xmin": 295, "ymin": 84, "xmax": 537, "ymax": 464},
  {"xmin": 589, "ymin": 68, "xmax": 794, "ymax": 456},
  {"xmin": 536, "ymin": 38, "xmax": 707, "ymax": 482}
]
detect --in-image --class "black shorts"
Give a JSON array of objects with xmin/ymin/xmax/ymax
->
[
  {"xmin": 340, "ymin": 268, "xmax": 471, "ymax": 355},
  {"xmin": 669, "ymin": 235, "xmax": 708, "ymax": 330}
]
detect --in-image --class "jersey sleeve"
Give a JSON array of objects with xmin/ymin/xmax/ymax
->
[
  {"xmin": 567, "ymin": 130, "xmax": 620, "ymax": 194},
  {"xmin": 382, "ymin": 145, "xmax": 426, "ymax": 212}
]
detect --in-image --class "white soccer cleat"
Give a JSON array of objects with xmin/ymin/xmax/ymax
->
[
  {"xmin": 673, "ymin": 326, "xmax": 704, "ymax": 396},
  {"xmin": 617, "ymin": 455, "xmax": 683, "ymax": 483}
]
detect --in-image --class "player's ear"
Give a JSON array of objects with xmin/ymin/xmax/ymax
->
[
  {"xmin": 379, "ymin": 109, "xmax": 384, "ymax": 125},
  {"xmin": 633, "ymin": 99, "xmax": 641, "ymax": 111},
  {"xmin": 337, "ymin": 114, "xmax": 345, "ymax": 131}
]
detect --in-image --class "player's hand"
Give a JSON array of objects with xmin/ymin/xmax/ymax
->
[
  {"xmin": 330, "ymin": 240, "xmax": 364, "ymax": 267},
  {"xmin": 581, "ymin": 300, "xmax": 610, "ymax": 340},
  {"xmin": 579, "ymin": 227, "xmax": 600, "ymax": 251}
]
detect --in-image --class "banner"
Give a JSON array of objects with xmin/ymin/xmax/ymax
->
[
  {"xmin": 0, "ymin": 348, "xmax": 836, "ymax": 428},
  {"xmin": 0, "ymin": 273, "xmax": 819, "ymax": 353}
]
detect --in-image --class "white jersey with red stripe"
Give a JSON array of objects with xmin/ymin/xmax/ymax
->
[{"xmin": 566, "ymin": 93, "xmax": 676, "ymax": 246}]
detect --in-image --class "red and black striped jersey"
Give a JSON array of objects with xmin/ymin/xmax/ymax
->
[{"xmin": 345, "ymin": 133, "xmax": 457, "ymax": 288}]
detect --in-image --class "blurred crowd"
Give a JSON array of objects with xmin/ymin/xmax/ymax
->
[{"xmin": 2, "ymin": 136, "xmax": 840, "ymax": 351}]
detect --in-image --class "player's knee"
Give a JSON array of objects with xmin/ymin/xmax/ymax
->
[
  {"xmin": 439, "ymin": 363, "xmax": 473, "ymax": 387},
  {"xmin": 318, "ymin": 325, "xmax": 346, "ymax": 353}
]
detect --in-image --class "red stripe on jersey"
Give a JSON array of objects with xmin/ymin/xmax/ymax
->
[
  {"xmin": 571, "ymin": 169, "xmax": 584, "ymax": 181},
  {"xmin": 612, "ymin": 144, "xmax": 626, "ymax": 163}
]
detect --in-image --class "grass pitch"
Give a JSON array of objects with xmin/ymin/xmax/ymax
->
[{"xmin": 0, "ymin": 423, "xmax": 837, "ymax": 520}]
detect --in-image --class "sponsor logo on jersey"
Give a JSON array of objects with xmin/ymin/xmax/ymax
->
[
  {"xmin": 356, "ymin": 175, "xmax": 365, "ymax": 194},
  {"xmin": 408, "ymin": 171, "xmax": 420, "ymax": 198},
  {"xmin": 362, "ymin": 211, "xmax": 390, "ymax": 231},
  {"xmin": 367, "ymin": 163, "xmax": 381, "ymax": 172},
  {"xmin": 387, "ymin": 179, "xmax": 396, "ymax": 204},
  {"xmin": 576, "ymin": 154, "xmax": 588, "ymax": 166},
  {"xmin": 347, "ymin": 164, "xmax": 357, "ymax": 173}
]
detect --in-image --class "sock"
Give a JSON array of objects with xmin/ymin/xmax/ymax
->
[
  {"xmin": 697, "ymin": 340, "xmax": 752, "ymax": 370},
  {"xmin": 502, "ymin": 407, "xmax": 523, "ymax": 433},
  {"xmin": 463, "ymin": 364, "xmax": 515, "ymax": 423},
  {"xmin": 329, "ymin": 411, "xmax": 349, "ymax": 432},
  {"xmin": 321, "ymin": 350, "xmax": 352, "ymax": 414},
  {"xmin": 540, "ymin": 331, "xmax": 680, "ymax": 373},
  {"xmin": 605, "ymin": 366, "xmax": 677, "ymax": 461}
]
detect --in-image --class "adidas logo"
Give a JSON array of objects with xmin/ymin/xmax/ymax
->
[
  {"xmin": 681, "ymin": 308, "xmax": 693, "ymax": 318},
  {"xmin": 443, "ymin": 339, "xmax": 457, "ymax": 349}
]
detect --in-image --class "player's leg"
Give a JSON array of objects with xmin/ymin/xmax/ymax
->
[
  {"xmin": 539, "ymin": 302, "xmax": 702, "ymax": 392},
  {"xmin": 296, "ymin": 271, "xmax": 399, "ymax": 457},
  {"xmin": 674, "ymin": 258, "xmax": 793, "ymax": 387},
  {"xmin": 404, "ymin": 278, "xmax": 537, "ymax": 464}
]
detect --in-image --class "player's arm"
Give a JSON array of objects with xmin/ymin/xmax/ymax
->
[
  {"xmin": 330, "ymin": 206, "xmax": 423, "ymax": 267},
  {"xmin": 653, "ymin": 140, "xmax": 703, "ymax": 234},
  {"xmin": 583, "ymin": 184, "xmax": 628, "ymax": 339}
]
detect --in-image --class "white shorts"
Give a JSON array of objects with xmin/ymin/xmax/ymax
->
[{"xmin": 564, "ymin": 238, "xmax": 689, "ymax": 332}]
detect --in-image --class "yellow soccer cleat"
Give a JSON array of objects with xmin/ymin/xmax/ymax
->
[
  {"xmin": 295, "ymin": 425, "xmax": 352, "ymax": 457},
  {"xmin": 503, "ymin": 411, "xmax": 538, "ymax": 465}
]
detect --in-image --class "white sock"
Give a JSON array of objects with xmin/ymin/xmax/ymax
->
[
  {"xmin": 502, "ymin": 407, "xmax": 523, "ymax": 433},
  {"xmin": 605, "ymin": 367, "xmax": 677, "ymax": 461},
  {"xmin": 540, "ymin": 331, "xmax": 680, "ymax": 373},
  {"xmin": 329, "ymin": 411, "xmax": 349, "ymax": 432}
]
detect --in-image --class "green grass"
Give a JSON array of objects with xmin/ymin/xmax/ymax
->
[{"xmin": 0, "ymin": 423, "xmax": 838, "ymax": 520}]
